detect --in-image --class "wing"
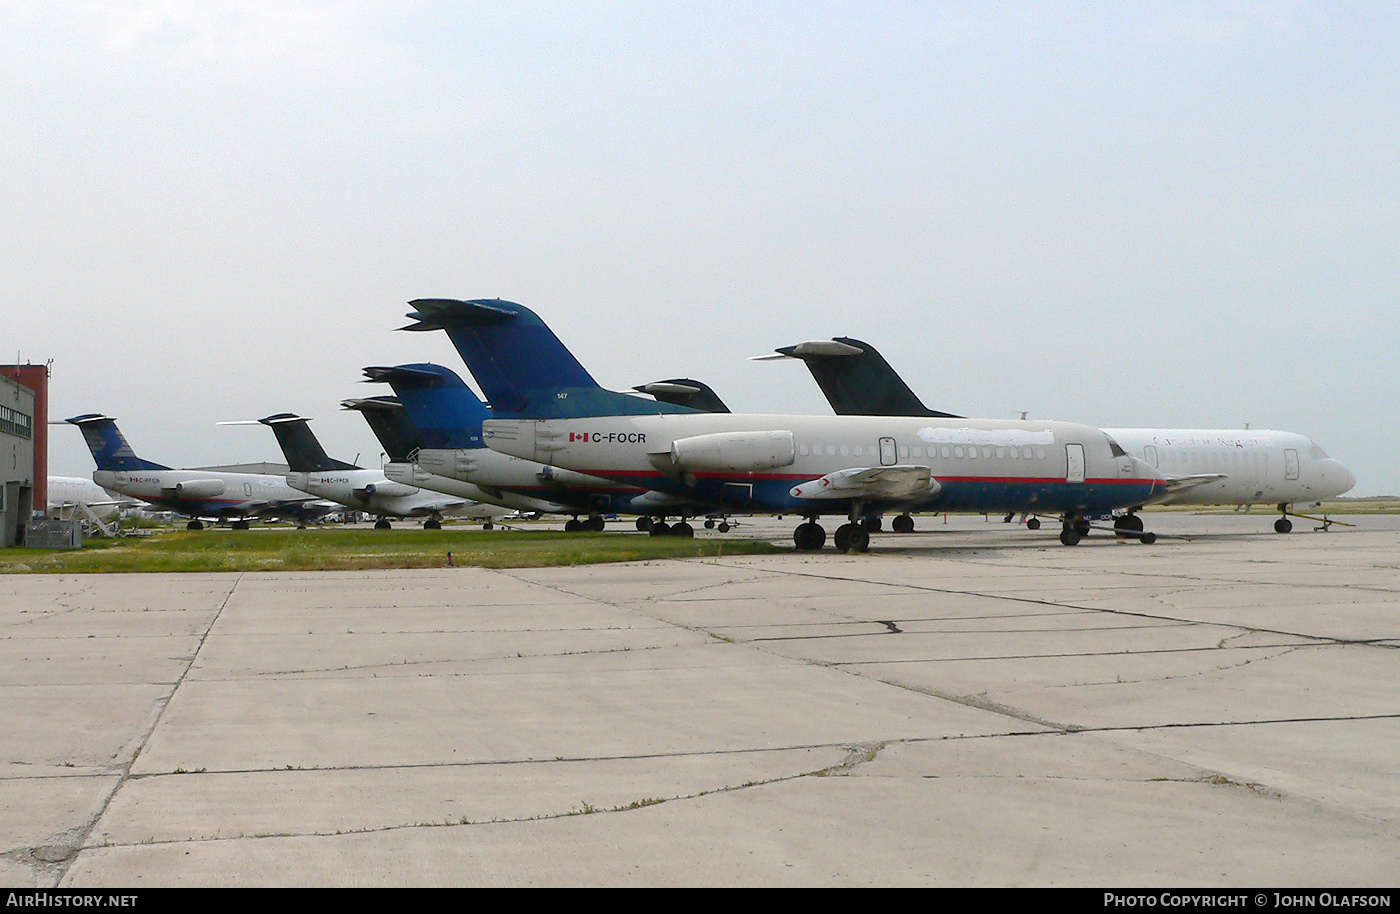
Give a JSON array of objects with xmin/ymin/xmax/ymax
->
[{"xmin": 790, "ymin": 465, "xmax": 940, "ymax": 502}]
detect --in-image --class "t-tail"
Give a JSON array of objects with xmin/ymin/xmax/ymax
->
[
  {"xmin": 257, "ymin": 414, "xmax": 359, "ymax": 473},
  {"xmin": 64, "ymin": 414, "xmax": 169, "ymax": 471},
  {"xmin": 361, "ymin": 363, "xmax": 491, "ymax": 450},
  {"xmin": 340, "ymin": 397, "xmax": 420, "ymax": 462},
  {"xmin": 765, "ymin": 338, "xmax": 960, "ymax": 418},
  {"xmin": 632, "ymin": 378, "xmax": 731, "ymax": 413},
  {"xmin": 399, "ymin": 299, "xmax": 701, "ymax": 419}
]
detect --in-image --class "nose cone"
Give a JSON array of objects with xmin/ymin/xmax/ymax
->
[{"xmin": 1335, "ymin": 461, "xmax": 1357, "ymax": 496}]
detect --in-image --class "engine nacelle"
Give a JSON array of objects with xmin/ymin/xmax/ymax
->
[
  {"xmin": 356, "ymin": 481, "xmax": 419, "ymax": 500},
  {"xmin": 669, "ymin": 431, "xmax": 795, "ymax": 473},
  {"xmin": 168, "ymin": 479, "xmax": 226, "ymax": 498}
]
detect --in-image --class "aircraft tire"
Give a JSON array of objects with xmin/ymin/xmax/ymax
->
[
  {"xmin": 649, "ymin": 522, "xmax": 671, "ymax": 537},
  {"xmin": 892, "ymin": 514, "xmax": 915, "ymax": 534},
  {"xmin": 718, "ymin": 522, "xmax": 730, "ymax": 533},
  {"xmin": 833, "ymin": 523, "xmax": 855, "ymax": 553},
  {"xmin": 483, "ymin": 521, "xmax": 493, "ymax": 530},
  {"xmin": 847, "ymin": 527, "xmax": 870, "ymax": 553},
  {"xmin": 1275, "ymin": 518, "xmax": 1293, "ymax": 534},
  {"xmin": 793, "ymin": 522, "xmax": 825, "ymax": 551},
  {"xmin": 1060, "ymin": 527, "xmax": 1081, "ymax": 546},
  {"xmin": 636, "ymin": 517, "xmax": 651, "ymax": 531},
  {"xmin": 565, "ymin": 519, "xmax": 582, "ymax": 532},
  {"xmin": 424, "ymin": 519, "xmax": 441, "ymax": 530},
  {"xmin": 704, "ymin": 518, "xmax": 715, "ymax": 529},
  {"xmin": 672, "ymin": 522, "xmax": 694, "ymax": 538},
  {"xmin": 187, "ymin": 520, "xmax": 203, "ymax": 531},
  {"xmin": 1026, "ymin": 517, "xmax": 1041, "ymax": 530},
  {"xmin": 1140, "ymin": 532, "xmax": 1157, "ymax": 544}
]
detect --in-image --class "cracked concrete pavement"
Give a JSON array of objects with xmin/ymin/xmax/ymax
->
[{"xmin": 2, "ymin": 512, "xmax": 1397, "ymax": 885}]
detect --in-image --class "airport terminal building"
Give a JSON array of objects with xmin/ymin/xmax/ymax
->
[{"xmin": 0, "ymin": 371, "xmax": 36, "ymax": 546}]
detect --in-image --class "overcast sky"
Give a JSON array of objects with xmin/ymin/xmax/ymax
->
[{"xmin": 7, "ymin": 2, "xmax": 1396, "ymax": 495}]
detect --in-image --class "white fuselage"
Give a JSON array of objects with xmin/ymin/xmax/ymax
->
[
  {"xmin": 286, "ymin": 468, "xmax": 467, "ymax": 519},
  {"xmin": 92, "ymin": 468, "xmax": 312, "ymax": 519},
  {"xmin": 1106, "ymin": 429, "xmax": 1355, "ymax": 506},
  {"xmin": 384, "ymin": 460, "xmax": 567, "ymax": 515},
  {"xmin": 483, "ymin": 413, "xmax": 1167, "ymax": 517},
  {"xmin": 413, "ymin": 445, "xmax": 651, "ymax": 516},
  {"xmin": 47, "ymin": 476, "xmax": 130, "ymax": 518}
]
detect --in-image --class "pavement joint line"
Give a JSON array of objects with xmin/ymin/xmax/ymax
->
[
  {"xmin": 76, "ymin": 712, "xmax": 1400, "ymax": 852},
  {"xmin": 695, "ymin": 557, "xmax": 1400, "ymax": 651},
  {"xmin": 827, "ymin": 640, "xmax": 1326, "ymax": 663},
  {"xmin": 42, "ymin": 573, "xmax": 246, "ymax": 887},
  {"xmin": 81, "ymin": 742, "xmax": 895, "ymax": 850}
]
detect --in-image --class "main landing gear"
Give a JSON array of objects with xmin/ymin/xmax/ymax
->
[
  {"xmin": 644, "ymin": 516, "xmax": 695, "ymax": 537},
  {"xmin": 565, "ymin": 515, "xmax": 606, "ymax": 532},
  {"xmin": 794, "ymin": 502, "xmax": 874, "ymax": 554},
  {"xmin": 1057, "ymin": 512, "xmax": 1155, "ymax": 545},
  {"xmin": 186, "ymin": 519, "xmax": 204, "ymax": 531}
]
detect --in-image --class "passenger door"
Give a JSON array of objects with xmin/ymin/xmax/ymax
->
[
  {"xmin": 1066, "ymin": 444, "xmax": 1086, "ymax": 484},
  {"xmin": 879, "ymin": 437, "xmax": 897, "ymax": 467}
]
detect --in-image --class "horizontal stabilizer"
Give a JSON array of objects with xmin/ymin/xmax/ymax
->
[
  {"xmin": 400, "ymin": 298, "xmax": 520, "ymax": 331},
  {"xmin": 633, "ymin": 378, "xmax": 731, "ymax": 413},
  {"xmin": 790, "ymin": 465, "xmax": 939, "ymax": 502},
  {"xmin": 340, "ymin": 396, "xmax": 402, "ymax": 412}
]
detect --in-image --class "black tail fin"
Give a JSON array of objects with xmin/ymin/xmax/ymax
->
[
  {"xmin": 632, "ymin": 379, "xmax": 731, "ymax": 413},
  {"xmin": 400, "ymin": 298, "xmax": 700, "ymax": 419},
  {"xmin": 773, "ymin": 338, "xmax": 960, "ymax": 418},
  {"xmin": 340, "ymin": 397, "xmax": 420, "ymax": 462},
  {"xmin": 257, "ymin": 414, "xmax": 358, "ymax": 472},
  {"xmin": 64, "ymin": 414, "xmax": 169, "ymax": 471}
]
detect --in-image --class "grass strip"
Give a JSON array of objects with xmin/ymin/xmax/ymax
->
[{"xmin": 0, "ymin": 527, "xmax": 787, "ymax": 574}]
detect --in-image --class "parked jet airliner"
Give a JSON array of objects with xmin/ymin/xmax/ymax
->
[
  {"xmin": 64, "ymin": 414, "xmax": 332, "ymax": 529},
  {"xmin": 339, "ymin": 394, "xmax": 514, "ymax": 525},
  {"xmin": 760, "ymin": 337, "xmax": 1356, "ymax": 533},
  {"xmin": 226, "ymin": 413, "xmax": 473, "ymax": 529},
  {"xmin": 401, "ymin": 299, "xmax": 1170, "ymax": 550},
  {"xmin": 365, "ymin": 363, "xmax": 720, "ymax": 534}
]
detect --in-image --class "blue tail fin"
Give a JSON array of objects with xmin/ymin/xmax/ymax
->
[
  {"xmin": 362, "ymin": 364, "xmax": 490, "ymax": 450},
  {"xmin": 64, "ymin": 414, "xmax": 169, "ymax": 471},
  {"xmin": 257, "ymin": 414, "xmax": 359, "ymax": 472},
  {"xmin": 400, "ymin": 299, "xmax": 700, "ymax": 419},
  {"xmin": 341, "ymin": 397, "xmax": 421, "ymax": 462},
  {"xmin": 774, "ymin": 338, "xmax": 961, "ymax": 418}
]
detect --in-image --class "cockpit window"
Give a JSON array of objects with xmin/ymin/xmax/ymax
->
[
  {"xmin": 1309, "ymin": 445, "xmax": 1329, "ymax": 460},
  {"xmin": 1107, "ymin": 437, "xmax": 1127, "ymax": 458}
]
